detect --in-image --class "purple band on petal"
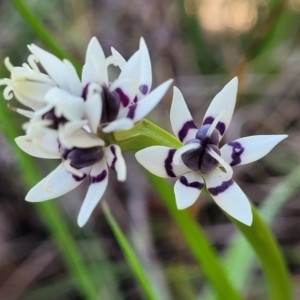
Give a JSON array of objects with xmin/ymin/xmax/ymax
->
[
  {"xmin": 178, "ymin": 120, "xmax": 197, "ymax": 142},
  {"xmin": 203, "ymin": 116, "xmax": 225, "ymax": 136},
  {"xmin": 127, "ymin": 104, "xmax": 137, "ymax": 119},
  {"xmin": 91, "ymin": 170, "xmax": 107, "ymax": 183},
  {"xmin": 180, "ymin": 176, "xmax": 203, "ymax": 189},
  {"xmin": 228, "ymin": 141, "xmax": 244, "ymax": 166},
  {"xmin": 133, "ymin": 96, "xmax": 138, "ymax": 103},
  {"xmin": 164, "ymin": 149, "xmax": 176, "ymax": 177},
  {"xmin": 110, "ymin": 146, "xmax": 117, "ymax": 171},
  {"xmin": 208, "ymin": 179, "xmax": 233, "ymax": 196},
  {"xmin": 72, "ymin": 174, "xmax": 87, "ymax": 182},
  {"xmin": 139, "ymin": 85, "xmax": 148, "ymax": 95},
  {"xmin": 115, "ymin": 88, "xmax": 130, "ymax": 107}
]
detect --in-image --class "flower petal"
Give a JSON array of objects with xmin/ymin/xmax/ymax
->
[
  {"xmin": 28, "ymin": 44, "xmax": 70, "ymax": 91},
  {"xmin": 111, "ymin": 47, "xmax": 126, "ymax": 70},
  {"xmin": 82, "ymin": 37, "xmax": 108, "ymax": 86},
  {"xmin": 15, "ymin": 134, "xmax": 61, "ymax": 159},
  {"xmin": 135, "ymin": 146, "xmax": 189, "ymax": 178},
  {"xmin": 220, "ymin": 134, "xmax": 288, "ymax": 166},
  {"xmin": 45, "ymin": 88, "xmax": 85, "ymax": 121},
  {"xmin": 127, "ymin": 79, "xmax": 173, "ymax": 122},
  {"xmin": 105, "ymin": 145, "xmax": 126, "ymax": 181},
  {"xmin": 204, "ymin": 170, "xmax": 252, "ymax": 226},
  {"xmin": 174, "ymin": 172, "xmax": 204, "ymax": 209},
  {"xmin": 63, "ymin": 59, "xmax": 82, "ymax": 96},
  {"xmin": 118, "ymin": 50, "xmax": 141, "ymax": 82},
  {"xmin": 139, "ymin": 37, "xmax": 152, "ymax": 95},
  {"xmin": 202, "ymin": 77, "xmax": 238, "ymax": 139},
  {"xmin": 102, "ymin": 118, "xmax": 134, "ymax": 133},
  {"xmin": 26, "ymin": 163, "xmax": 89, "ymax": 202},
  {"xmin": 110, "ymin": 78, "xmax": 138, "ymax": 107},
  {"xmin": 170, "ymin": 87, "xmax": 197, "ymax": 143},
  {"xmin": 77, "ymin": 160, "xmax": 108, "ymax": 227},
  {"xmin": 84, "ymin": 83, "xmax": 102, "ymax": 134},
  {"xmin": 59, "ymin": 122, "xmax": 104, "ymax": 149}
]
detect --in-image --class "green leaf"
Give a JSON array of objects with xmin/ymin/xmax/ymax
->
[{"xmin": 102, "ymin": 202, "xmax": 158, "ymax": 300}]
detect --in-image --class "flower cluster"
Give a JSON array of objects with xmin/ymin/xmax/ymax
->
[
  {"xmin": 0, "ymin": 37, "xmax": 287, "ymax": 227},
  {"xmin": 136, "ymin": 78, "xmax": 287, "ymax": 226},
  {"xmin": 0, "ymin": 37, "xmax": 172, "ymax": 227}
]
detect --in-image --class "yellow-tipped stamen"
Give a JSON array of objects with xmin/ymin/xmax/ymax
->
[{"xmin": 7, "ymin": 103, "xmax": 34, "ymax": 118}]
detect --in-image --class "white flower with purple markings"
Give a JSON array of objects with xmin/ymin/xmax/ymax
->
[
  {"xmin": 136, "ymin": 77, "xmax": 287, "ymax": 226},
  {"xmin": 0, "ymin": 37, "xmax": 172, "ymax": 135},
  {"xmin": 15, "ymin": 127, "xmax": 125, "ymax": 227}
]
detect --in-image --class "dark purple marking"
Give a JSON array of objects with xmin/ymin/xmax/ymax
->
[
  {"xmin": 203, "ymin": 116, "xmax": 226, "ymax": 136},
  {"xmin": 139, "ymin": 84, "xmax": 148, "ymax": 95},
  {"xmin": 228, "ymin": 141, "xmax": 244, "ymax": 166},
  {"xmin": 72, "ymin": 173, "xmax": 87, "ymax": 182},
  {"xmin": 115, "ymin": 88, "xmax": 130, "ymax": 107},
  {"xmin": 178, "ymin": 120, "xmax": 197, "ymax": 142},
  {"xmin": 91, "ymin": 170, "xmax": 107, "ymax": 184},
  {"xmin": 164, "ymin": 149, "xmax": 176, "ymax": 177},
  {"xmin": 81, "ymin": 84, "xmax": 89, "ymax": 101},
  {"xmin": 133, "ymin": 96, "xmax": 138, "ymax": 103},
  {"xmin": 208, "ymin": 179, "xmax": 234, "ymax": 196},
  {"xmin": 127, "ymin": 104, "xmax": 137, "ymax": 119},
  {"xmin": 110, "ymin": 146, "xmax": 117, "ymax": 171},
  {"xmin": 179, "ymin": 176, "xmax": 204, "ymax": 189}
]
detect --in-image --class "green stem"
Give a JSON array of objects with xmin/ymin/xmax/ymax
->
[{"xmin": 102, "ymin": 203, "xmax": 158, "ymax": 300}]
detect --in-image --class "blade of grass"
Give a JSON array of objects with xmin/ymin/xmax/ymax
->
[
  {"xmin": 102, "ymin": 202, "xmax": 158, "ymax": 300},
  {"xmin": 11, "ymin": 0, "xmax": 80, "ymax": 70}
]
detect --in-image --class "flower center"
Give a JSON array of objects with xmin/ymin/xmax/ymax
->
[
  {"xmin": 60, "ymin": 145, "xmax": 104, "ymax": 169},
  {"xmin": 42, "ymin": 109, "xmax": 67, "ymax": 129},
  {"xmin": 181, "ymin": 124, "xmax": 220, "ymax": 173},
  {"xmin": 82, "ymin": 83, "xmax": 121, "ymax": 124}
]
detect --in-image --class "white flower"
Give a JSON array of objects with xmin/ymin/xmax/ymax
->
[
  {"xmin": 15, "ymin": 127, "xmax": 126, "ymax": 227},
  {"xmin": 0, "ymin": 37, "xmax": 171, "ymax": 135},
  {"xmin": 136, "ymin": 78, "xmax": 287, "ymax": 226}
]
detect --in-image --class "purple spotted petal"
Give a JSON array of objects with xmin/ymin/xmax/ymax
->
[
  {"xmin": 135, "ymin": 146, "xmax": 190, "ymax": 178},
  {"xmin": 220, "ymin": 135, "xmax": 288, "ymax": 167},
  {"xmin": 174, "ymin": 172, "xmax": 204, "ymax": 209},
  {"xmin": 105, "ymin": 144, "xmax": 126, "ymax": 181},
  {"xmin": 77, "ymin": 160, "xmax": 108, "ymax": 227},
  {"xmin": 204, "ymin": 170, "xmax": 252, "ymax": 226},
  {"xmin": 139, "ymin": 38, "xmax": 152, "ymax": 96},
  {"xmin": 129, "ymin": 79, "xmax": 172, "ymax": 122},
  {"xmin": 110, "ymin": 78, "xmax": 138, "ymax": 107},
  {"xmin": 170, "ymin": 87, "xmax": 197, "ymax": 143},
  {"xmin": 202, "ymin": 77, "xmax": 238, "ymax": 139},
  {"xmin": 25, "ymin": 163, "xmax": 89, "ymax": 202}
]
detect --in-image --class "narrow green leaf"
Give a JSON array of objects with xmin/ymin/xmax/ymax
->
[
  {"xmin": 11, "ymin": 0, "xmax": 80, "ymax": 70},
  {"xmin": 102, "ymin": 202, "xmax": 158, "ymax": 300}
]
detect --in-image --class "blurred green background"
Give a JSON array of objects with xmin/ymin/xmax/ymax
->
[{"xmin": 0, "ymin": 0, "xmax": 300, "ymax": 299}]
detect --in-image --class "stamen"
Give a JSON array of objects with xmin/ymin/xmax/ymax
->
[
  {"xmin": 0, "ymin": 78, "xmax": 11, "ymax": 86},
  {"xmin": 205, "ymin": 110, "xmax": 226, "ymax": 138},
  {"xmin": 28, "ymin": 54, "xmax": 40, "ymax": 73},
  {"xmin": 106, "ymin": 55, "xmax": 118, "ymax": 67},
  {"xmin": 22, "ymin": 63, "xmax": 31, "ymax": 71},
  {"xmin": 43, "ymin": 163, "xmax": 64, "ymax": 194},
  {"xmin": 7, "ymin": 103, "xmax": 34, "ymax": 118},
  {"xmin": 3, "ymin": 85, "xmax": 13, "ymax": 100},
  {"xmin": 4, "ymin": 57, "xmax": 13, "ymax": 71},
  {"xmin": 63, "ymin": 159, "xmax": 84, "ymax": 177},
  {"xmin": 207, "ymin": 147, "xmax": 233, "ymax": 179},
  {"xmin": 173, "ymin": 143, "xmax": 200, "ymax": 165}
]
